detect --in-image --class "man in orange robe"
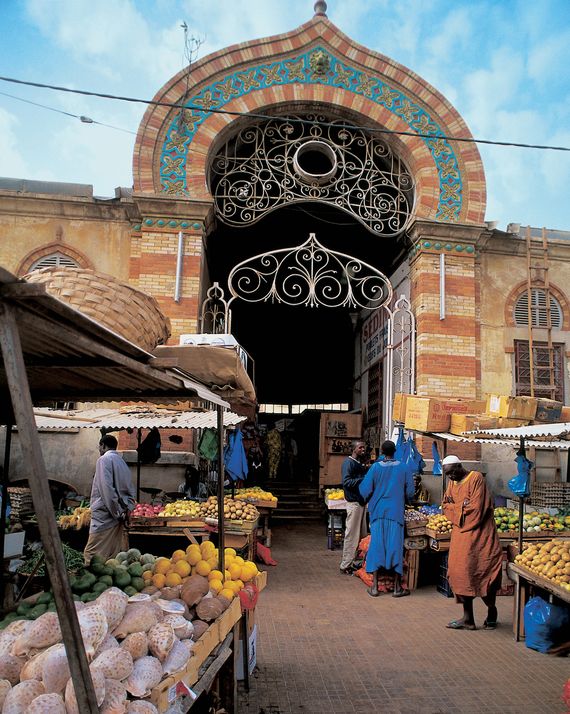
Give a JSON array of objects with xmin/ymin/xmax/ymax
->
[{"xmin": 441, "ymin": 455, "xmax": 503, "ymax": 630}]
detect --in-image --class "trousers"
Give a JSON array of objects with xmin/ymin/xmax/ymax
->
[{"xmin": 340, "ymin": 501, "xmax": 367, "ymax": 570}]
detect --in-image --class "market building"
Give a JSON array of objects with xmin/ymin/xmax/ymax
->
[{"xmin": 1, "ymin": 2, "xmax": 569, "ymax": 498}]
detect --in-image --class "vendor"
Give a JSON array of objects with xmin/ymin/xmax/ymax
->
[
  {"xmin": 178, "ymin": 465, "xmax": 203, "ymax": 499},
  {"xmin": 413, "ymin": 474, "xmax": 429, "ymax": 504},
  {"xmin": 84, "ymin": 434, "xmax": 135, "ymax": 565}
]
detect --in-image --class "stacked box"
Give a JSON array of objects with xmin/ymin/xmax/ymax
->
[
  {"xmin": 531, "ymin": 482, "xmax": 570, "ymax": 509},
  {"xmin": 437, "ymin": 552, "xmax": 453, "ymax": 598},
  {"xmin": 7, "ymin": 487, "xmax": 33, "ymax": 518},
  {"xmin": 485, "ymin": 395, "xmax": 537, "ymax": 419},
  {"xmin": 449, "ymin": 414, "xmax": 498, "ymax": 435},
  {"xmin": 404, "ymin": 397, "xmax": 486, "ymax": 432},
  {"xmin": 534, "ymin": 398, "xmax": 563, "ymax": 423},
  {"xmin": 327, "ymin": 511, "xmax": 345, "ymax": 550}
]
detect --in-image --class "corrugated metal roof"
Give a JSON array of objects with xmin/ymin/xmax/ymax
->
[
  {"xmin": 432, "ymin": 431, "xmax": 570, "ymax": 450},
  {"xmin": 467, "ymin": 422, "xmax": 570, "ymax": 439},
  {"xmin": 33, "ymin": 408, "xmax": 246, "ymax": 431}
]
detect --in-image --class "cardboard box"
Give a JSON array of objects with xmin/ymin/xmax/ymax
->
[
  {"xmin": 497, "ymin": 417, "xmax": 530, "ymax": 428},
  {"xmin": 392, "ymin": 393, "xmax": 410, "ymax": 423},
  {"xmin": 404, "ymin": 397, "xmax": 486, "ymax": 432},
  {"xmin": 449, "ymin": 414, "xmax": 498, "ymax": 435},
  {"xmin": 237, "ymin": 624, "xmax": 257, "ymax": 680},
  {"xmin": 4, "ymin": 532, "xmax": 25, "ymax": 558},
  {"xmin": 534, "ymin": 398, "xmax": 563, "ymax": 423},
  {"xmin": 485, "ymin": 394, "xmax": 537, "ymax": 419},
  {"xmin": 560, "ymin": 406, "xmax": 570, "ymax": 422}
]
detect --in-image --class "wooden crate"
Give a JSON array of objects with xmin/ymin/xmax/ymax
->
[
  {"xmin": 253, "ymin": 570, "xmax": 267, "ymax": 592},
  {"xmin": 216, "ymin": 596, "xmax": 242, "ymax": 641},
  {"xmin": 404, "ymin": 535, "xmax": 428, "ymax": 550},
  {"xmin": 165, "ymin": 518, "xmax": 205, "ymax": 528},
  {"xmin": 428, "ymin": 536, "xmax": 450, "ymax": 552},
  {"xmin": 251, "ymin": 500, "xmax": 277, "ymax": 509},
  {"xmin": 405, "ymin": 521, "xmax": 427, "ymax": 536},
  {"xmin": 128, "ymin": 516, "xmax": 167, "ymax": 527},
  {"xmin": 425, "ymin": 528, "xmax": 451, "ymax": 540}
]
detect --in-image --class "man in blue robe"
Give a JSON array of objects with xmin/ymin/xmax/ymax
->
[{"xmin": 359, "ymin": 440, "xmax": 415, "ymax": 597}]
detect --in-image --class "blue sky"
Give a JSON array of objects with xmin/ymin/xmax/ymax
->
[{"xmin": 1, "ymin": 0, "xmax": 569, "ymax": 231}]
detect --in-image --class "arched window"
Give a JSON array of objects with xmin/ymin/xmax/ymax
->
[
  {"xmin": 514, "ymin": 288, "xmax": 563, "ymax": 329},
  {"xmin": 29, "ymin": 252, "xmax": 80, "ymax": 271}
]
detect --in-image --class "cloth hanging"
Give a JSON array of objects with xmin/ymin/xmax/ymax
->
[
  {"xmin": 224, "ymin": 429, "xmax": 249, "ymax": 482},
  {"xmin": 198, "ymin": 428, "xmax": 218, "ymax": 461},
  {"xmin": 431, "ymin": 441, "xmax": 442, "ymax": 476},
  {"xmin": 137, "ymin": 427, "xmax": 161, "ymax": 464}
]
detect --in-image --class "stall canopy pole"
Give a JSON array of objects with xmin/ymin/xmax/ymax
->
[
  {"xmin": 136, "ymin": 427, "xmax": 142, "ymax": 502},
  {"xmin": 217, "ymin": 405, "xmax": 225, "ymax": 577},
  {"xmin": 518, "ymin": 437, "xmax": 526, "ymax": 557},
  {"xmin": 0, "ymin": 422, "xmax": 12, "ymax": 606},
  {"xmin": 0, "ymin": 301, "xmax": 99, "ymax": 712}
]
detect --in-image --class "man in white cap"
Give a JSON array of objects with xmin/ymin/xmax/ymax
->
[{"xmin": 441, "ymin": 455, "xmax": 502, "ymax": 630}]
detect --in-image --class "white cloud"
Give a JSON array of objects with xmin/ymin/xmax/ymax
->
[{"xmin": 0, "ymin": 108, "xmax": 33, "ymax": 179}]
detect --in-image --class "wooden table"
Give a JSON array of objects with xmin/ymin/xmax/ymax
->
[{"xmin": 507, "ymin": 562, "xmax": 570, "ymax": 641}]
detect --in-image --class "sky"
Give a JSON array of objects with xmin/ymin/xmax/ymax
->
[{"xmin": 1, "ymin": 0, "xmax": 569, "ymax": 231}]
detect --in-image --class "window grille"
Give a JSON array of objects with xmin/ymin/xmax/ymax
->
[
  {"xmin": 514, "ymin": 289, "xmax": 563, "ymax": 329},
  {"xmin": 30, "ymin": 252, "xmax": 80, "ymax": 271},
  {"xmin": 514, "ymin": 341, "xmax": 564, "ymax": 402}
]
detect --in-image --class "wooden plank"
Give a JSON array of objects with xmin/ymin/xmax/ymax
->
[
  {"xmin": 0, "ymin": 301, "xmax": 99, "ymax": 712},
  {"xmin": 0, "ymin": 283, "xmax": 47, "ymax": 297},
  {"xmin": 508, "ymin": 562, "xmax": 570, "ymax": 604}
]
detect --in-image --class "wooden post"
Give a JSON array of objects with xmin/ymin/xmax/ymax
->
[
  {"xmin": 217, "ymin": 405, "xmax": 225, "ymax": 577},
  {"xmin": 0, "ymin": 423, "xmax": 12, "ymax": 606},
  {"xmin": 0, "ymin": 302, "xmax": 99, "ymax": 712},
  {"xmin": 136, "ymin": 428, "xmax": 142, "ymax": 502}
]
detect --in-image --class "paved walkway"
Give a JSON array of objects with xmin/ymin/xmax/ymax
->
[{"xmin": 238, "ymin": 522, "xmax": 569, "ymax": 714}]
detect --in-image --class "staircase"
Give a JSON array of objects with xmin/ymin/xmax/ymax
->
[{"xmin": 266, "ymin": 480, "xmax": 324, "ymax": 521}]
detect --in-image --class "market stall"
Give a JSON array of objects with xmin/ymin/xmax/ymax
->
[{"xmin": 0, "ymin": 266, "xmax": 258, "ymax": 712}]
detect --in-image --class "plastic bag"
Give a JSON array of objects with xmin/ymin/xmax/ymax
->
[
  {"xmin": 432, "ymin": 441, "xmax": 442, "ymax": 476},
  {"xmin": 508, "ymin": 454, "xmax": 533, "ymax": 498},
  {"xmin": 137, "ymin": 427, "xmax": 161, "ymax": 464},
  {"xmin": 524, "ymin": 595, "xmax": 570, "ymax": 653},
  {"xmin": 198, "ymin": 428, "xmax": 218, "ymax": 460}
]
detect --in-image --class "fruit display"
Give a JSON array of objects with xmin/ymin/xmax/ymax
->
[
  {"xmin": 426, "ymin": 514, "xmax": 452, "ymax": 534},
  {"xmin": 57, "ymin": 506, "xmax": 91, "ymax": 530},
  {"xmin": 0, "ymin": 537, "xmax": 263, "ymax": 710},
  {"xmin": 514, "ymin": 538, "xmax": 570, "ymax": 592},
  {"xmin": 233, "ymin": 487, "xmax": 277, "ymax": 503},
  {"xmin": 199, "ymin": 496, "xmax": 259, "ymax": 522},
  {"xmin": 131, "ymin": 503, "xmax": 164, "ymax": 519},
  {"xmin": 404, "ymin": 509, "xmax": 428, "ymax": 523},
  {"xmin": 419, "ymin": 504, "xmax": 441, "ymax": 517},
  {"xmin": 494, "ymin": 507, "xmax": 570, "ymax": 534},
  {"xmin": 157, "ymin": 500, "xmax": 202, "ymax": 519},
  {"xmin": 324, "ymin": 488, "xmax": 344, "ymax": 501}
]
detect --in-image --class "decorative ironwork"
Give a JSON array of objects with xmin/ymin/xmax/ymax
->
[
  {"xmin": 200, "ymin": 282, "xmax": 231, "ymax": 333},
  {"xmin": 210, "ymin": 112, "xmax": 415, "ymax": 237},
  {"xmin": 226, "ymin": 232, "xmax": 392, "ymax": 310}
]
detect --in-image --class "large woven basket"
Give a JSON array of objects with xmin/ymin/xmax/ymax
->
[{"xmin": 25, "ymin": 267, "xmax": 171, "ymax": 352}]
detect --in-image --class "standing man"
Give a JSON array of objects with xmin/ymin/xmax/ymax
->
[
  {"xmin": 84, "ymin": 434, "xmax": 136, "ymax": 564},
  {"xmin": 339, "ymin": 440, "xmax": 368, "ymax": 574},
  {"xmin": 359, "ymin": 440, "xmax": 415, "ymax": 597},
  {"xmin": 441, "ymin": 455, "xmax": 503, "ymax": 630}
]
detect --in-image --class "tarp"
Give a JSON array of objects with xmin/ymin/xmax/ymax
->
[
  {"xmin": 32, "ymin": 407, "xmax": 246, "ymax": 431},
  {"xmin": 153, "ymin": 344, "xmax": 256, "ymax": 403},
  {"xmin": 431, "ymin": 431, "xmax": 570, "ymax": 451}
]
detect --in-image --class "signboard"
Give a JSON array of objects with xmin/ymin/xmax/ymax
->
[{"xmin": 361, "ymin": 308, "xmax": 388, "ymax": 369}]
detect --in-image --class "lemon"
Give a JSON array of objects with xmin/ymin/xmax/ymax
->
[{"xmin": 195, "ymin": 560, "xmax": 212, "ymax": 577}]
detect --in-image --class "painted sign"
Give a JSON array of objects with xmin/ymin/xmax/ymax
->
[{"xmin": 361, "ymin": 307, "xmax": 388, "ymax": 369}]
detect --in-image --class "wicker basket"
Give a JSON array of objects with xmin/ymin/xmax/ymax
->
[{"xmin": 25, "ymin": 267, "xmax": 171, "ymax": 352}]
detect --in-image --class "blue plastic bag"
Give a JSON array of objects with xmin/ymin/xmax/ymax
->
[
  {"xmin": 406, "ymin": 435, "xmax": 426, "ymax": 474},
  {"xmin": 508, "ymin": 454, "xmax": 533, "ymax": 498},
  {"xmin": 524, "ymin": 595, "xmax": 570, "ymax": 653},
  {"xmin": 432, "ymin": 441, "xmax": 442, "ymax": 476}
]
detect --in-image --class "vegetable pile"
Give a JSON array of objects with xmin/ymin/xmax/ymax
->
[{"xmin": 17, "ymin": 544, "xmax": 85, "ymax": 577}]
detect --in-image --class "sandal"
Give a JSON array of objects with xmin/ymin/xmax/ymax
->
[
  {"xmin": 392, "ymin": 589, "xmax": 410, "ymax": 598},
  {"xmin": 446, "ymin": 619, "xmax": 477, "ymax": 630},
  {"xmin": 483, "ymin": 619, "xmax": 497, "ymax": 630},
  {"xmin": 367, "ymin": 588, "xmax": 381, "ymax": 597}
]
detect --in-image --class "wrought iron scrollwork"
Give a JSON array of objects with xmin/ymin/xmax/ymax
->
[
  {"xmin": 210, "ymin": 113, "xmax": 414, "ymax": 237},
  {"xmin": 227, "ymin": 233, "xmax": 392, "ymax": 310}
]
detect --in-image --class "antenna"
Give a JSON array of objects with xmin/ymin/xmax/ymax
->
[{"xmin": 177, "ymin": 22, "xmax": 205, "ymax": 133}]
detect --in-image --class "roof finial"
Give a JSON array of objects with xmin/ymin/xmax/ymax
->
[{"xmin": 314, "ymin": 1, "xmax": 327, "ymax": 17}]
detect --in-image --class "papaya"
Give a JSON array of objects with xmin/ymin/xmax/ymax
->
[
  {"xmin": 123, "ymin": 586, "xmax": 137, "ymax": 597},
  {"xmin": 127, "ymin": 563, "xmax": 143, "ymax": 578},
  {"xmin": 89, "ymin": 561, "xmax": 107, "ymax": 576},
  {"xmin": 130, "ymin": 577, "xmax": 145, "ymax": 592},
  {"xmin": 114, "ymin": 570, "xmax": 131, "ymax": 589},
  {"xmin": 102, "ymin": 565, "xmax": 114, "ymax": 577},
  {"xmin": 47, "ymin": 602, "xmax": 57, "ymax": 612},
  {"xmin": 99, "ymin": 575, "xmax": 113, "ymax": 586},
  {"xmin": 126, "ymin": 548, "xmax": 141, "ymax": 563},
  {"xmin": 36, "ymin": 592, "xmax": 53, "ymax": 605},
  {"xmin": 29, "ymin": 603, "xmax": 48, "ymax": 619},
  {"xmin": 80, "ymin": 591, "xmax": 98, "ymax": 602},
  {"xmin": 16, "ymin": 602, "xmax": 32, "ymax": 616},
  {"xmin": 92, "ymin": 582, "xmax": 108, "ymax": 594}
]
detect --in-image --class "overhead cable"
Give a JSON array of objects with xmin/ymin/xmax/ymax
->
[{"xmin": 0, "ymin": 74, "xmax": 569, "ymax": 152}]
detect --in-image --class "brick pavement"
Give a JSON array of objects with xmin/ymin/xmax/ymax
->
[{"xmin": 238, "ymin": 522, "xmax": 569, "ymax": 714}]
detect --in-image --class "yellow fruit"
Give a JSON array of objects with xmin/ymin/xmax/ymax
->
[
  {"xmin": 228, "ymin": 563, "xmax": 242, "ymax": 580},
  {"xmin": 195, "ymin": 560, "xmax": 212, "ymax": 577},
  {"xmin": 209, "ymin": 569, "xmax": 224, "ymax": 582},
  {"xmin": 154, "ymin": 558, "xmax": 171, "ymax": 575},
  {"xmin": 233, "ymin": 556, "xmax": 245, "ymax": 566},
  {"xmin": 224, "ymin": 548, "xmax": 237, "ymax": 557},
  {"xmin": 152, "ymin": 573, "xmax": 166, "ymax": 588},
  {"xmin": 186, "ymin": 544, "xmax": 201, "ymax": 555},
  {"xmin": 224, "ymin": 570, "xmax": 232, "ymax": 582},
  {"xmin": 209, "ymin": 578, "xmax": 223, "ymax": 594},
  {"xmin": 244, "ymin": 560, "xmax": 258, "ymax": 576},
  {"xmin": 201, "ymin": 541, "xmax": 215, "ymax": 555},
  {"xmin": 207, "ymin": 556, "xmax": 218, "ymax": 568},
  {"xmin": 174, "ymin": 560, "xmax": 191, "ymax": 577},
  {"xmin": 219, "ymin": 588, "xmax": 235, "ymax": 600},
  {"xmin": 240, "ymin": 564, "xmax": 256, "ymax": 582},
  {"xmin": 165, "ymin": 572, "xmax": 182, "ymax": 587},
  {"xmin": 142, "ymin": 570, "xmax": 153, "ymax": 581},
  {"xmin": 186, "ymin": 550, "xmax": 202, "ymax": 566},
  {"xmin": 225, "ymin": 555, "xmax": 235, "ymax": 566},
  {"xmin": 235, "ymin": 579, "xmax": 244, "ymax": 590},
  {"xmin": 171, "ymin": 549, "xmax": 186, "ymax": 562}
]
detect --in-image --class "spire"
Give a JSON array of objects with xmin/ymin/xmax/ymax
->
[{"xmin": 314, "ymin": 1, "xmax": 327, "ymax": 17}]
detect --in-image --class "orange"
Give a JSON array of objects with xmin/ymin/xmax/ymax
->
[
  {"xmin": 154, "ymin": 558, "xmax": 171, "ymax": 575},
  {"xmin": 171, "ymin": 549, "xmax": 186, "ymax": 562},
  {"xmin": 209, "ymin": 578, "xmax": 223, "ymax": 594},
  {"xmin": 165, "ymin": 572, "xmax": 182, "ymax": 587},
  {"xmin": 174, "ymin": 560, "xmax": 191, "ymax": 577},
  {"xmin": 186, "ymin": 550, "xmax": 202, "ymax": 566},
  {"xmin": 195, "ymin": 560, "xmax": 212, "ymax": 577},
  {"xmin": 219, "ymin": 588, "xmax": 235, "ymax": 600},
  {"xmin": 208, "ymin": 569, "xmax": 224, "ymax": 582},
  {"xmin": 142, "ymin": 570, "xmax": 153, "ymax": 582},
  {"xmin": 228, "ymin": 563, "xmax": 242, "ymax": 580},
  {"xmin": 152, "ymin": 573, "xmax": 166, "ymax": 588}
]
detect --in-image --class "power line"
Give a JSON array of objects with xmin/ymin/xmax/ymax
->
[
  {"xmin": 0, "ymin": 74, "xmax": 569, "ymax": 152},
  {"xmin": 0, "ymin": 89, "xmax": 136, "ymax": 135}
]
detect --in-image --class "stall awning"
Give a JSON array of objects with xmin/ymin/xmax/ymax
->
[
  {"xmin": 467, "ymin": 422, "xmax": 570, "ymax": 440},
  {"xmin": 432, "ymin": 431, "xmax": 570, "ymax": 450},
  {"xmin": 32, "ymin": 407, "xmax": 246, "ymax": 431}
]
